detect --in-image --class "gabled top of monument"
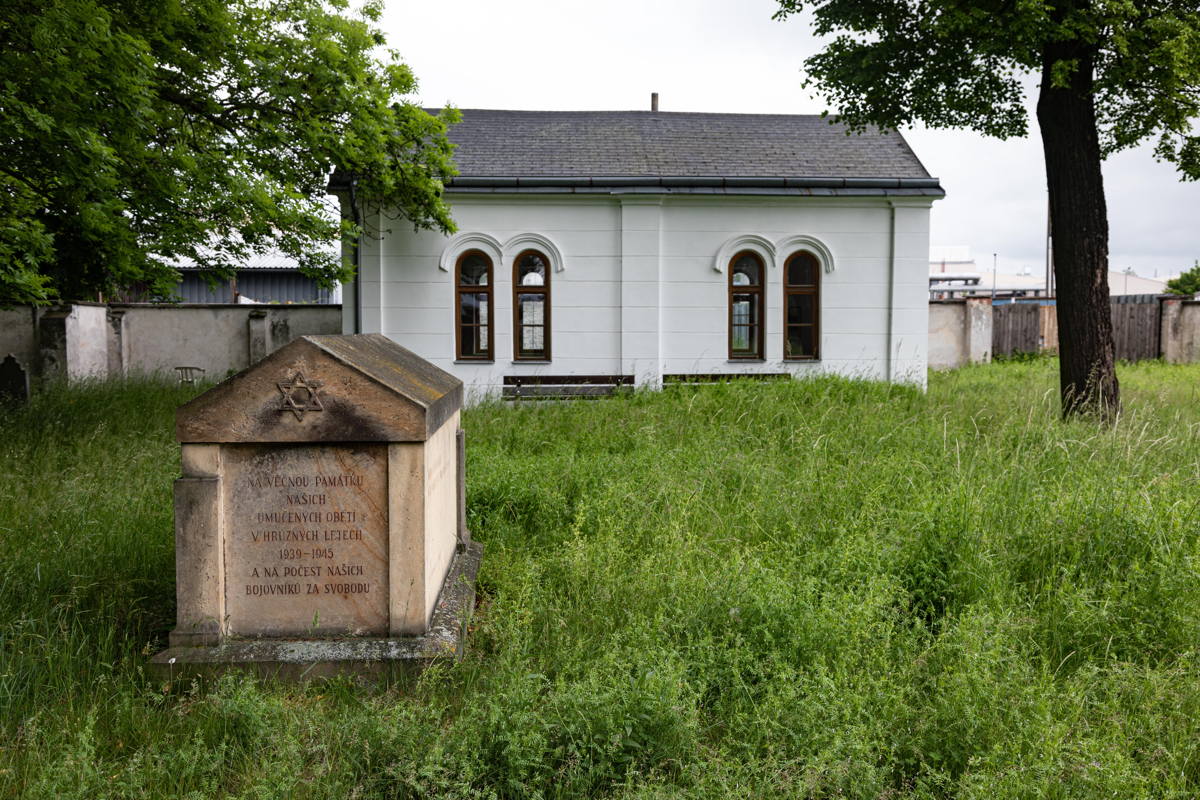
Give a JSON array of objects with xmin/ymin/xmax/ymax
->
[{"xmin": 176, "ymin": 334, "xmax": 463, "ymax": 443}]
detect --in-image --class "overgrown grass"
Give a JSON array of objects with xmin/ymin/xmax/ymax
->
[{"xmin": 1, "ymin": 361, "xmax": 1198, "ymax": 798}]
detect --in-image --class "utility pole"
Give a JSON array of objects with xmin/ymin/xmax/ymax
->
[{"xmin": 1045, "ymin": 195, "xmax": 1054, "ymax": 298}]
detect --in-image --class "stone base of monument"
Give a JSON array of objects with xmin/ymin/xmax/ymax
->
[{"xmin": 152, "ymin": 541, "xmax": 482, "ymax": 682}]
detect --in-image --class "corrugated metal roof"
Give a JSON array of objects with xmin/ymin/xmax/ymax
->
[{"xmin": 173, "ymin": 251, "xmax": 323, "ymax": 271}]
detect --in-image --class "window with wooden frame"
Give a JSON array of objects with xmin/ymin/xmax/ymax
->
[
  {"xmin": 513, "ymin": 249, "xmax": 550, "ymax": 360},
  {"xmin": 728, "ymin": 250, "xmax": 764, "ymax": 359},
  {"xmin": 455, "ymin": 250, "xmax": 493, "ymax": 360},
  {"xmin": 784, "ymin": 250, "xmax": 820, "ymax": 360}
]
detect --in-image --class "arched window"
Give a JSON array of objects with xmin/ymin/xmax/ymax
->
[
  {"xmin": 728, "ymin": 251, "xmax": 764, "ymax": 359},
  {"xmin": 513, "ymin": 249, "xmax": 550, "ymax": 360},
  {"xmin": 455, "ymin": 250, "xmax": 493, "ymax": 360},
  {"xmin": 784, "ymin": 250, "xmax": 819, "ymax": 360}
]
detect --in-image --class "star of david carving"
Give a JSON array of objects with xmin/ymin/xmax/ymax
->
[{"xmin": 276, "ymin": 372, "xmax": 324, "ymax": 420}]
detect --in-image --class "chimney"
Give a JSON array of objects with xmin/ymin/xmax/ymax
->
[{"xmin": 651, "ymin": 92, "xmax": 659, "ymax": 112}]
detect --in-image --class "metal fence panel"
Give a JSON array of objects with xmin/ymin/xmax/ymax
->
[
  {"xmin": 178, "ymin": 274, "xmax": 234, "ymax": 303},
  {"xmin": 175, "ymin": 271, "xmax": 335, "ymax": 304},
  {"xmin": 238, "ymin": 272, "xmax": 331, "ymax": 304}
]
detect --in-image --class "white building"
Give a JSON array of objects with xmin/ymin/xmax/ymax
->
[{"xmin": 336, "ymin": 109, "xmax": 943, "ymax": 397}]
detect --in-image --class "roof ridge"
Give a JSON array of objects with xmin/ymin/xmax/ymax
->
[{"xmin": 450, "ymin": 108, "xmax": 834, "ymax": 118}]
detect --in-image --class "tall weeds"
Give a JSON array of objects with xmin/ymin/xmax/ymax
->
[{"xmin": 1, "ymin": 361, "xmax": 1198, "ymax": 798}]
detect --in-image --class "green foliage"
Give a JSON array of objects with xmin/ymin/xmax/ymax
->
[
  {"xmin": 1166, "ymin": 260, "xmax": 1200, "ymax": 295},
  {"xmin": 774, "ymin": 0, "xmax": 1200, "ymax": 419},
  {"xmin": 3, "ymin": 363, "xmax": 1200, "ymax": 797},
  {"xmin": 771, "ymin": 0, "xmax": 1200, "ymax": 175},
  {"xmin": 0, "ymin": 0, "xmax": 458, "ymax": 304}
]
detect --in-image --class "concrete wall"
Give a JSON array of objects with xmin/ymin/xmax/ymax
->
[
  {"xmin": 928, "ymin": 298, "xmax": 992, "ymax": 370},
  {"xmin": 929, "ymin": 297, "xmax": 1200, "ymax": 369},
  {"xmin": 0, "ymin": 306, "xmax": 38, "ymax": 378},
  {"xmin": 36, "ymin": 304, "xmax": 109, "ymax": 381},
  {"xmin": 353, "ymin": 193, "xmax": 937, "ymax": 396},
  {"xmin": 4, "ymin": 304, "xmax": 341, "ymax": 383},
  {"xmin": 110, "ymin": 304, "xmax": 341, "ymax": 379},
  {"xmin": 68, "ymin": 304, "xmax": 110, "ymax": 379},
  {"xmin": 928, "ymin": 302, "xmax": 967, "ymax": 370},
  {"xmin": 1162, "ymin": 299, "xmax": 1200, "ymax": 364}
]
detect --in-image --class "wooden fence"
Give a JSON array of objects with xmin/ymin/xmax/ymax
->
[
  {"xmin": 1110, "ymin": 296, "xmax": 1161, "ymax": 361},
  {"xmin": 992, "ymin": 295, "xmax": 1164, "ymax": 361},
  {"xmin": 992, "ymin": 303, "xmax": 1042, "ymax": 357}
]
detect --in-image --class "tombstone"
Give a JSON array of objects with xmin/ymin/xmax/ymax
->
[
  {"xmin": 152, "ymin": 334, "xmax": 482, "ymax": 679},
  {"xmin": 0, "ymin": 355, "xmax": 30, "ymax": 404}
]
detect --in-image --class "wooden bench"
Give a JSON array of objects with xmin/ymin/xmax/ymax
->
[
  {"xmin": 662, "ymin": 373, "xmax": 791, "ymax": 384},
  {"xmin": 502, "ymin": 374, "xmax": 634, "ymax": 400}
]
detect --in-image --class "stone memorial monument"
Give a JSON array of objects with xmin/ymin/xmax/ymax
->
[{"xmin": 153, "ymin": 334, "xmax": 481, "ymax": 678}]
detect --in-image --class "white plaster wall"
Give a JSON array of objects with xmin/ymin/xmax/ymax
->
[
  {"xmin": 367, "ymin": 198, "xmax": 623, "ymax": 397},
  {"xmin": 890, "ymin": 203, "xmax": 934, "ymax": 388},
  {"xmin": 361, "ymin": 193, "xmax": 935, "ymax": 396},
  {"xmin": 659, "ymin": 198, "xmax": 904, "ymax": 382}
]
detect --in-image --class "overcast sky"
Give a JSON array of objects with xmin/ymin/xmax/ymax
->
[{"xmin": 381, "ymin": 0, "xmax": 1198, "ymax": 279}]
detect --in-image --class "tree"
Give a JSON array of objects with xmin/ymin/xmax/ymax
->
[
  {"xmin": 774, "ymin": 0, "xmax": 1200, "ymax": 419},
  {"xmin": 0, "ymin": 0, "xmax": 458, "ymax": 305},
  {"xmin": 1166, "ymin": 261, "xmax": 1200, "ymax": 295}
]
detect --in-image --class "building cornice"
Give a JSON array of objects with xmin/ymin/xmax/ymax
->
[{"xmin": 443, "ymin": 175, "xmax": 944, "ymax": 198}]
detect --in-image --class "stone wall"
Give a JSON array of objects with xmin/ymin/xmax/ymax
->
[{"xmin": 3, "ymin": 303, "xmax": 342, "ymax": 384}]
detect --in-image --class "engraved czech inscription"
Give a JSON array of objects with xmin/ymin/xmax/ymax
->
[{"xmin": 223, "ymin": 444, "xmax": 388, "ymax": 637}]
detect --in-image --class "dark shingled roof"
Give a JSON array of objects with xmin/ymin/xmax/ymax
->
[{"xmin": 441, "ymin": 109, "xmax": 942, "ymax": 196}]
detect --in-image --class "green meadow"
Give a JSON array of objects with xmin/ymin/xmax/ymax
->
[{"xmin": 1, "ymin": 359, "xmax": 1198, "ymax": 798}]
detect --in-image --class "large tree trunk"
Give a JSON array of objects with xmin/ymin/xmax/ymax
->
[{"xmin": 1037, "ymin": 41, "xmax": 1120, "ymax": 420}]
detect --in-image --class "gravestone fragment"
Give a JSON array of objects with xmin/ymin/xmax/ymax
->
[
  {"xmin": 152, "ymin": 334, "xmax": 481, "ymax": 679},
  {"xmin": 0, "ymin": 355, "xmax": 29, "ymax": 404}
]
